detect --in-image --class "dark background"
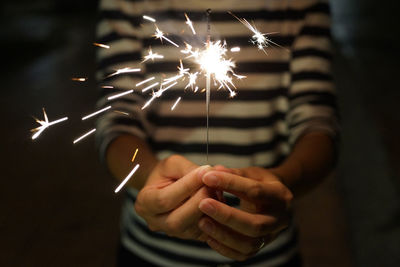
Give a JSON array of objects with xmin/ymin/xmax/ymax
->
[{"xmin": 1, "ymin": 0, "xmax": 400, "ymax": 266}]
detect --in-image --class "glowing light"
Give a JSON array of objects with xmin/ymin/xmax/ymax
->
[
  {"xmin": 114, "ymin": 164, "xmax": 140, "ymax": 193},
  {"xmin": 71, "ymin": 77, "xmax": 87, "ymax": 82},
  {"xmin": 171, "ymin": 97, "xmax": 182, "ymax": 110},
  {"xmin": 73, "ymin": 128, "xmax": 96, "ymax": 144},
  {"xmin": 106, "ymin": 68, "xmax": 141, "ymax": 78},
  {"xmin": 31, "ymin": 108, "xmax": 68, "ymax": 140},
  {"xmin": 142, "ymin": 47, "xmax": 164, "ymax": 63},
  {"xmin": 107, "ymin": 90, "xmax": 133, "ymax": 100},
  {"xmin": 114, "ymin": 111, "xmax": 129, "ymax": 116},
  {"xmin": 81, "ymin": 106, "xmax": 111, "ymax": 121},
  {"xmin": 184, "ymin": 13, "xmax": 196, "ymax": 34},
  {"xmin": 142, "ymin": 82, "xmax": 178, "ymax": 110},
  {"xmin": 136, "ymin": 77, "xmax": 155, "ymax": 87},
  {"xmin": 142, "ymin": 82, "xmax": 159, "ymax": 93},
  {"xmin": 143, "ymin": 15, "xmax": 156, "ymax": 22},
  {"xmin": 101, "ymin": 85, "xmax": 114, "ymax": 89},
  {"xmin": 153, "ymin": 26, "xmax": 180, "ymax": 47},
  {"xmin": 229, "ymin": 11, "xmax": 288, "ymax": 54},
  {"xmin": 230, "ymin": 47, "xmax": 240, "ymax": 52},
  {"xmin": 131, "ymin": 148, "xmax": 139, "ymax": 162},
  {"xmin": 93, "ymin": 42, "xmax": 110, "ymax": 49}
]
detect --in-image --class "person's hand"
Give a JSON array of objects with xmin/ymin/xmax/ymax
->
[
  {"xmin": 134, "ymin": 155, "xmax": 215, "ymax": 241},
  {"xmin": 197, "ymin": 167, "xmax": 293, "ymax": 261}
]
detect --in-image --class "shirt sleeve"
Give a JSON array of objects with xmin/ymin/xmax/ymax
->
[
  {"xmin": 287, "ymin": 0, "xmax": 340, "ymax": 148},
  {"xmin": 95, "ymin": 0, "xmax": 152, "ymax": 162}
]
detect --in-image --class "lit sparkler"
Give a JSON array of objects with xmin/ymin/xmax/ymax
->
[
  {"xmin": 114, "ymin": 164, "xmax": 140, "ymax": 193},
  {"xmin": 82, "ymin": 106, "xmax": 111, "ymax": 121},
  {"xmin": 142, "ymin": 82, "xmax": 159, "ymax": 93},
  {"xmin": 73, "ymin": 128, "xmax": 96, "ymax": 144},
  {"xmin": 31, "ymin": 108, "xmax": 68, "ymax": 140}
]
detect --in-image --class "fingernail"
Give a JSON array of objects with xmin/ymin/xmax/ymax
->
[
  {"xmin": 197, "ymin": 165, "xmax": 211, "ymax": 179},
  {"xmin": 200, "ymin": 220, "xmax": 214, "ymax": 234},
  {"xmin": 203, "ymin": 174, "xmax": 219, "ymax": 186},
  {"xmin": 199, "ymin": 201, "xmax": 216, "ymax": 215}
]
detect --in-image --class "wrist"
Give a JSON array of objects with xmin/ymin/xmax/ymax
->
[{"xmin": 269, "ymin": 157, "xmax": 303, "ymax": 192}]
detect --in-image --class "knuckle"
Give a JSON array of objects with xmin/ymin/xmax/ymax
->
[
  {"xmin": 248, "ymin": 183, "xmax": 264, "ymax": 200},
  {"xmin": 165, "ymin": 154, "xmax": 183, "ymax": 166},
  {"xmin": 156, "ymin": 193, "xmax": 172, "ymax": 211},
  {"xmin": 165, "ymin": 217, "xmax": 183, "ymax": 234},
  {"xmin": 251, "ymin": 218, "xmax": 270, "ymax": 237}
]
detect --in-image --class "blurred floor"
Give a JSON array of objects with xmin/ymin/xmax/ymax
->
[{"xmin": 1, "ymin": 1, "xmax": 399, "ymax": 266}]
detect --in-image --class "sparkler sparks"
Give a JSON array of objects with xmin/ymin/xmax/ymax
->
[
  {"xmin": 142, "ymin": 47, "xmax": 164, "ymax": 63},
  {"xmin": 141, "ymin": 82, "xmax": 159, "ymax": 93},
  {"xmin": 114, "ymin": 164, "xmax": 140, "ymax": 193},
  {"xmin": 31, "ymin": 108, "xmax": 68, "ymax": 140},
  {"xmin": 82, "ymin": 106, "xmax": 111, "ymax": 121},
  {"xmin": 106, "ymin": 68, "xmax": 141, "ymax": 78},
  {"xmin": 228, "ymin": 11, "xmax": 288, "ymax": 54},
  {"xmin": 93, "ymin": 42, "xmax": 110, "ymax": 49},
  {"xmin": 73, "ymin": 128, "xmax": 96, "ymax": 144},
  {"xmin": 131, "ymin": 148, "xmax": 139, "ymax": 162},
  {"xmin": 71, "ymin": 77, "xmax": 87, "ymax": 82},
  {"xmin": 107, "ymin": 90, "xmax": 133, "ymax": 100},
  {"xmin": 143, "ymin": 15, "xmax": 156, "ymax": 22},
  {"xmin": 153, "ymin": 26, "xmax": 180, "ymax": 47},
  {"xmin": 136, "ymin": 77, "xmax": 155, "ymax": 87},
  {"xmin": 171, "ymin": 97, "xmax": 182, "ymax": 110},
  {"xmin": 184, "ymin": 13, "xmax": 196, "ymax": 34}
]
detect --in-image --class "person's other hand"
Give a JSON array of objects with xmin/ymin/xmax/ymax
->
[
  {"xmin": 135, "ymin": 155, "xmax": 215, "ymax": 241},
  {"xmin": 198, "ymin": 167, "xmax": 293, "ymax": 261}
]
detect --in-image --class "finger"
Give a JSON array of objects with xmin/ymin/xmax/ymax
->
[
  {"xmin": 145, "ymin": 165, "xmax": 212, "ymax": 213},
  {"xmin": 205, "ymin": 237, "xmax": 250, "ymax": 261},
  {"xmin": 199, "ymin": 217, "xmax": 263, "ymax": 256},
  {"xmin": 202, "ymin": 171, "xmax": 284, "ymax": 201},
  {"xmin": 159, "ymin": 155, "xmax": 200, "ymax": 179},
  {"xmin": 199, "ymin": 198, "xmax": 276, "ymax": 237},
  {"xmin": 164, "ymin": 187, "xmax": 217, "ymax": 239}
]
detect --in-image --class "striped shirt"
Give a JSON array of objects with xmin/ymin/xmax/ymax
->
[{"xmin": 96, "ymin": 0, "xmax": 339, "ymax": 266}]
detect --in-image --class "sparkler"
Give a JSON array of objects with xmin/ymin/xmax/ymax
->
[
  {"xmin": 141, "ymin": 82, "xmax": 159, "ymax": 93},
  {"xmin": 114, "ymin": 164, "xmax": 140, "ymax": 193},
  {"xmin": 73, "ymin": 128, "xmax": 96, "ymax": 144},
  {"xmin": 31, "ymin": 108, "xmax": 68, "ymax": 140}
]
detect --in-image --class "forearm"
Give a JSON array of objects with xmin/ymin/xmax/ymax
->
[
  {"xmin": 106, "ymin": 134, "xmax": 158, "ymax": 190},
  {"xmin": 270, "ymin": 131, "xmax": 336, "ymax": 197}
]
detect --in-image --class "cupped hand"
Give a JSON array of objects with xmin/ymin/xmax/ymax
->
[
  {"xmin": 198, "ymin": 167, "xmax": 293, "ymax": 261},
  {"xmin": 134, "ymin": 155, "xmax": 215, "ymax": 241}
]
